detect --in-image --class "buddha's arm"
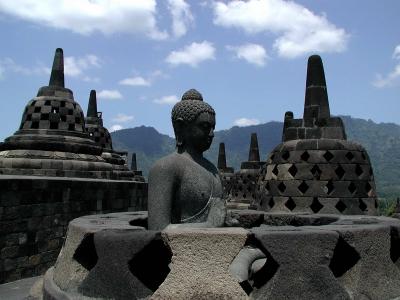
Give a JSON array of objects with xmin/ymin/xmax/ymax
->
[{"xmin": 147, "ymin": 161, "xmax": 175, "ymax": 230}]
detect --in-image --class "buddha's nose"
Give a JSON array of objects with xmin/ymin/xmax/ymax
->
[{"xmin": 209, "ymin": 128, "xmax": 214, "ymax": 138}]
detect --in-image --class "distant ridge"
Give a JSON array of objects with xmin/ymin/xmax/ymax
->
[{"xmin": 111, "ymin": 116, "xmax": 400, "ymax": 199}]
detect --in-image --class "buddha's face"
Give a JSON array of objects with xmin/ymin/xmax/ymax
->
[{"xmin": 183, "ymin": 112, "xmax": 215, "ymax": 153}]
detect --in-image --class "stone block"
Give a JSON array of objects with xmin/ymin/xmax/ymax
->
[
  {"xmin": 1, "ymin": 246, "xmax": 19, "ymax": 259},
  {"xmin": 152, "ymin": 228, "xmax": 249, "ymax": 299},
  {"xmin": 250, "ymin": 227, "xmax": 348, "ymax": 299}
]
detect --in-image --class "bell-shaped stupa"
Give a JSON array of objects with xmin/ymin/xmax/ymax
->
[{"xmin": 253, "ymin": 55, "xmax": 378, "ymax": 215}]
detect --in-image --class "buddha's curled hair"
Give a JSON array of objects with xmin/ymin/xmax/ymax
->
[{"xmin": 171, "ymin": 89, "xmax": 215, "ymax": 124}]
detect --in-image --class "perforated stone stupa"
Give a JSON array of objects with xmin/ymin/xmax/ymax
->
[
  {"xmin": 84, "ymin": 90, "xmax": 138, "ymax": 180},
  {"xmin": 228, "ymin": 133, "xmax": 264, "ymax": 209},
  {"xmin": 253, "ymin": 55, "xmax": 378, "ymax": 215},
  {"xmin": 0, "ymin": 49, "xmax": 112, "ymax": 179}
]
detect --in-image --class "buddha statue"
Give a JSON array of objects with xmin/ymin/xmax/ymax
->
[{"xmin": 148, "ymin": 89, "xmax": 226, "ymax": 230}]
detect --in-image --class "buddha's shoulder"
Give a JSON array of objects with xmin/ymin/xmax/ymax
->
[{"xmin": 149, "ymin": 152, "xmax": 186, "ymax": 172}]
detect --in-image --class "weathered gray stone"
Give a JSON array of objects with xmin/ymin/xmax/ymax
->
[{"xmin": 152, "ymin": 227, "xmax": 249, "ymax": 300}]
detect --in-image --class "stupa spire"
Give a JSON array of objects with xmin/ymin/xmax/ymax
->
[
  {"xmin": 49, "ymin": 48, "xmax": 65, "ymax": 88},
  {"xmin": 131, "ymin": 153, "xmax": 137, "ymax": 171},
  {"xmin": 303, "ymin": 55, "xmax": 330, "ymax": 120},
  {"xmin": 218, "ymin": 143, "xmax": 227, "ymax": 170},
  {"xmin": 248, "ymin": 133, "xmax": 260, "ymax": 162},
  {"xmin": 87, "ymin": 90, "xmax": 98, "ymax": 118}
]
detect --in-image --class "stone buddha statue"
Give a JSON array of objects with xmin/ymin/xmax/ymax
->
[{"xmin": 148, "ymin": 89, "xmax": 226, "ymax": 230}]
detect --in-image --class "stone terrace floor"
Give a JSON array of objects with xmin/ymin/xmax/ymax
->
[{"xmin": 0, "ymin": 276, "xmax": 41, "ymax": 299}]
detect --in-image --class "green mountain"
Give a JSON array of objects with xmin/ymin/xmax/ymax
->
[{"xmin": 111, "ymin": 116, "xmax": 400, "ymax": 201}]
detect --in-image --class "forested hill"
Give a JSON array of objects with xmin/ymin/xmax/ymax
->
[{"xmin": 111, "ymin": 116, "xmax": 400, "ymax": 200}]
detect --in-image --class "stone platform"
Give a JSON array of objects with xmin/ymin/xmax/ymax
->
[{"xmin": 40, "ymin": 211, "xmax": 400, "ymax": 299}]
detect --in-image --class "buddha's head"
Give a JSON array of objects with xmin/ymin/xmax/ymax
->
[{"xmin": 172, "ymin": 89, "xmax": 216, "ymax": 154}]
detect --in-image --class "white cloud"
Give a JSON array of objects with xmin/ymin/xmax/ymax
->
[
  {"xmin": 119, "ymin": 76, "xmax": 151, "ymax": 86},
  {"xmin": 372, "ymin": 45, "xmax": 400, "ymax": 88},
  {"xmin": 234, "ymin": 118, "xmax": 261, "ymax": 126},
  {"xmin": 109, "ymin": 124, "xmax": 123, "ymax": 132},
  {"xmin": 227, "ymin": 43, "xmax": 268, "ymax": 66},
  {"xmin": 0, "ymin": 0, "xmax": 167, "ymax": 40},
  {"xmin": 97, "ymin": 89, "xmax": 123, "ymax": 100},
  {"xmin": 0, "ymin": 57, "xmax": 50, "ymax": 79},
  {"xmin": 153, "ymin": 95, "xmax": 179, "ymax": 105},
  {"xmin": 212, "ymin": 0, "xmax": 349, "ymax": 58},
  {"xmin": 112, "ymin": 113, "xmax": 134, "ymax": 123},
  {"xmin": 393, "ymin": 45, "xmax": 400, "ymax": 60},
  {"xmin": 64, "ymin": 54, "xmax": 100, "ymax": 77},
  {"xmin": 167, "ymin": 0, "xmax": 193, "ymax": 38},
  {"xmin": 166, "ymin": 41, "xmax": 216, "ymax": 67}
]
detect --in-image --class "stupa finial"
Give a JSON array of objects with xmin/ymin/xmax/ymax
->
[
  {"xmin": 87, "ymin": 90, "xmax": 98, "ymax": 118},
  {"xmin": 218, "ymin": 143, "xmax": 227, "ymax": 170},
  {"xmin": 131, "ymin": 153, "xmax": 137, "ymax": 171},
  {"xmin": 49, "ymin": 48, "xmax": 65, "ymax": 88},
  {"xmin": 303, "ymin": 55, "xmax": 330, "ymax": 120},
  {"xmin": 248, "ymin": 133, "xmax": 260, "ymax": 162}
]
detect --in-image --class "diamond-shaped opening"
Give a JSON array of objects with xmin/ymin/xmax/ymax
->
[
  {"xmin": 40, "ymin": 113, "xmax": 49, "ymax": 120},
  {"xmin": 335, "ymin": 200, "xmax": 347, "ymax": 213},
  {"xmin": 359, "ymin": 199, "xmax": 367, "ymax": 212},
  {"xmin": 272, "ymin": 165, "xmax": 279, "ymax": 176},
  {"xmin": 348, "ymin": 182, "xmax": 357, "ymax": 194},
  {"xmin": 323, "ymin": 150, "xmax": 334, "ymax": 162},
  {"xmin": 329, "ymin": 236, "xmax": 360, "ymax": 277},
  {"xmin": 129, "ymin": 237, "xmax": 172, "ymax": 292},
  {"xmin": 345, "ymin": 151, "xmax": 354, "ymax": 161},
  {"xmin": 355, "ymin": 164, "xmax": 363, "ymax": 177},
  {"xmin": 298, "ymin": 181, "xmax": 309, "ymax": 194},
  {"xmin": 73, "ymin": 233, "xmax": 98, "ymax": 271},
  {"xmin": 310, "ymin": 197, "xmax": 323, "ymax": 213},
  {"xmin": 365, "ymin": 182, "xmax": 372, "ymax": 193},
  {"xmin": 265, "ymin": 182, "xmax": 270, "ymax": 191},
  {"xmin": 281, "ymin": 151, "xmax": 290, "ymax": 160},
  {"xmin": 335, "ymin": 165, "xmax": 345, "ymax": 179},
  {"xmin": 250, "ymin": 242, "xmax": 279, "ymax": 290},
  {"xmin": 31, "ymin": 121, "xmax": 39, "ymax": 129},
  {"xmin": 34, "ymin": 106, "xmax": 41, "ymax": 113},
  {"xmin": 311, "ymin": 165, "xmax": 322, "ymax": 180},
  {"xmin": 268, "ymin": 197, "xmax": 275, "ymax": 208},
  {"xmin": 390, "ymin": 227, "xmax": 400, "ymax": 267},
  {"xmin": 288, "ymin": 164, "xmax": 297, "ymax": 177},
  {"xmin": 285, "ymin": 197, "xmax": 296, "ymax": 211},
  {"xmin": 300, "ymin": 151, "xmax": 310, "ymax": 161},
  {"xmin": 60, "ymin": 101, "xmax": 66, "ymax": 107},
  {"xmin": 232, "ymin": 237, "xmax": 279, "ymax": 295},
  {"xmin": 44, "ymin": 100, "xmax": 51, "ymax": 106},
  {"xmin": 325, "ymin": 180, "xmax": 334, "ymax": 195},
  {"xmin": 278, "ymin": 182, "xmax": 286, "ymax": 193},
  {"xmin": 50, "ymin": 122, "xmax": 58, "ymax": 130}
]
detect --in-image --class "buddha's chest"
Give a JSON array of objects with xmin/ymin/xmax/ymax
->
[{"xmin": 177, "ymin": 166, "xmax": 222, "ymax": 219}]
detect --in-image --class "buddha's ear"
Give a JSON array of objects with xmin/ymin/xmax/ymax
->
[
  {"xmin": 174, "ymin": 118, "xmax": 185, "ymax": 133},
  {"xmin": 173, "ymin": 118, "xmax": 185, "ymax": 147}
]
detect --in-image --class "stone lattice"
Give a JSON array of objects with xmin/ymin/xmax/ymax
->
[{"xmin": 252, "ymin": 55, "xmax": 378, "ymax": 215}]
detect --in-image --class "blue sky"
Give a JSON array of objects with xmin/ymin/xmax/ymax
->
[{"xmin": 0, "ymin": 0, "xmax": 399, "ymax": 141}]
